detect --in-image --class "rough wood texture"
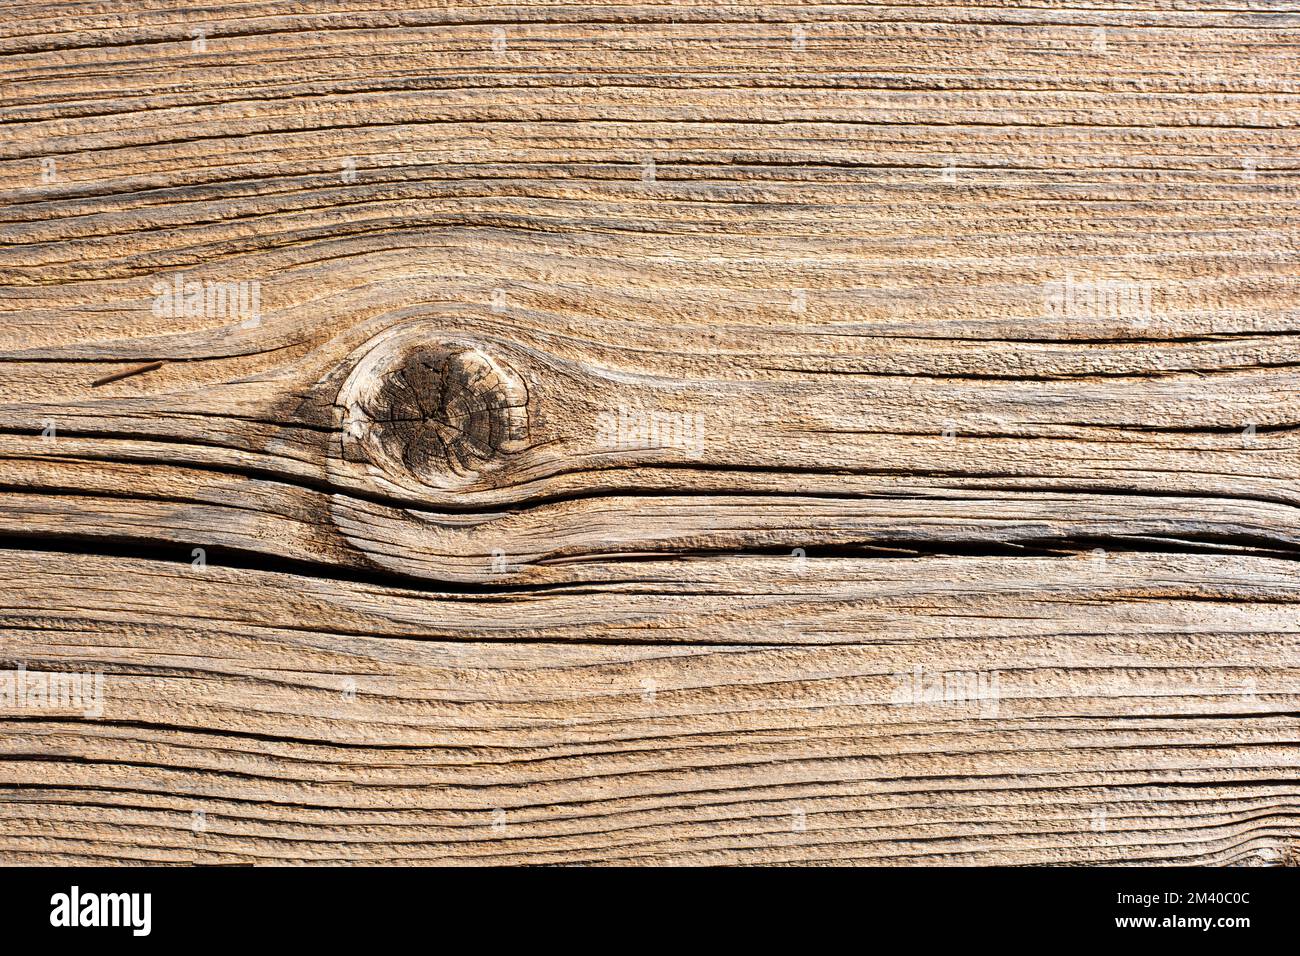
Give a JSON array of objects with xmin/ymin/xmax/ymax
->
[{"xmin": 0, "ymin": 1, "xmax": 1297, "ymax": 864}]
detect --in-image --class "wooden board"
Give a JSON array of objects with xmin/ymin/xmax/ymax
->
[{"xmin": 0, "ymin": 0, "xmax": 1297, "ymax": 865}]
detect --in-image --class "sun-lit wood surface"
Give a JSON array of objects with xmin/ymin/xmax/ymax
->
[{"xmin": 1, "ymin": 1, "xmax": 1297, "ymax": 864}]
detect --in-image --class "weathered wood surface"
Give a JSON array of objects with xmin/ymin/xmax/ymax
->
[{"xmin": 0, "ymin": 1, "xmax": 1298, "ymax": 864}]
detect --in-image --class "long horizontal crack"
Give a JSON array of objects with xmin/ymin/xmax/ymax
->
[{"xmin": 0, "ymin": 527, "xmax": 1293, "ymax": 602}]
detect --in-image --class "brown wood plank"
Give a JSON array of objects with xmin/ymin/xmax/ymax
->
[
  {"xmin": 1, "ymin": 549, "xmax": 1298, "ymax": 865},
  {"xmin": 0, "ymin": 0, "xmax": 1297, "ymax": 865}
]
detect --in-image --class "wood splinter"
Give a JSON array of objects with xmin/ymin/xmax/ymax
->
[{"xmin": 90, "ymin": 361, "xmax": 164, "ymax": 388}]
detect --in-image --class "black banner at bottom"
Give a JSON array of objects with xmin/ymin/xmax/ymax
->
[{"xmin": 0, "ymin": 865, "xmax": 1287, "ymax": 944}]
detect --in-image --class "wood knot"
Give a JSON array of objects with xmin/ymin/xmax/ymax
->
[{"xmin": 337, "ymin": 335, "xmax": 530, "ymax": 492}]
